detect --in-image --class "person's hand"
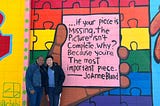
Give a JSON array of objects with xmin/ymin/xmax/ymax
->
[
  {"xmin": 150, "ymin": 12, "xmax": 160, "ymax": 36},
  {"xmin": 46, "ymin": 95, "xmax": 49, "ymax": 101},
  {"xmin": 150, "ymin": 12, "xmax": 160, "ymax": 63},
  {"xmin": 30, "ymin": 90, "xmax": 35, "ymax": 94}
]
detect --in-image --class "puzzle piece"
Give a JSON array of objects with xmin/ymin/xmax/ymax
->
[
  {"xmin": 63, "ymin": 0, "xmax": 90, "ymax": 8},
  {"xmin": 91, "ymin": 0, "xmax": 119, "ymax": 7},
  {"xmin": 90, "ymin": 0, "xmax": 119, "ymax": 14},
  {"xmin": 0, "ymin": 33, "xmax": 11, "ymax": 60},
  {"xmin": 121, "ymin": 96, "xmax": 152, "ymax": 106},
  {"xmin": 30, "ymin": 28, "xmax": 53, "ymax": 60},
  {"xmin": 121, "ymin": 28, "xmax": 150, "ymax": 50},
  {"xmin": 120, "ymin": 6, "xmax": 149, "ymax": 28},
  {"xmin": 31, "ymin": 9, "xmax": 55, "ymax": 29},
  {"xmin": 0, "ymin": 12, "xmax": 12, "ymax": 60},
  {"xmin": 109, "ymin": 72, "xmax": 151, "ymax": 95},
  {"xmin": 31, "ymin": 0, "xmax": 63, "ymax": 9},
  {"xmin": 30, "ymin": 29, "xmax": 55, "ymax": 50},
  {"xmin": 121, "ymin": 50, "xmax": 150, "ymax": 72},
  {"xmin": 31, "ymin": 9, "xmax": 62, "ymax": 29},
  {"xmin": 120, "ymin": 0, "xmax": 149, "ymax": 7},
  {"xmin": 129, "ymin": 73, "xmax": 151, "ymax": 96}
]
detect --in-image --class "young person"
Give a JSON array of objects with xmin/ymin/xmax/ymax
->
[{"xmin": 45, "ymin": 55, "xmax": 65, "ymax": 106}]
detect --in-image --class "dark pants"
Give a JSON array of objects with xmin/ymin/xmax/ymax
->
[
  {"xmin": 48, "ymin": 87, "xmax": 60, "ymax": 106},
  {"xmin": 27, "ymin": 87, "xmax": 43, "ymax": 106}
]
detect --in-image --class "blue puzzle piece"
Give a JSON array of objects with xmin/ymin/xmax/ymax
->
[{"xmin": 107, "ymin": 72, "xmax": 151, "ymax": 96}]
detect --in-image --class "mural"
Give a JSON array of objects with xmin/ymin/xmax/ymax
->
[{"xmin": 0, "ymin": 0, "xmax": 159, "ymax": 106}]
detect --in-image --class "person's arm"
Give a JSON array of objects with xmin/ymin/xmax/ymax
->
[
  {"xmin": 42, "ymin": 65, "xmax": 49, "ymax": 95},
  {"xmin": 58, "ymin": 66, "xmax": 65, "ymax": 86},
  {"xmin": 43, "ymin": 66, "xmax": 49, "ymax": 101},
  {"xmin": 25, "ymin": 65, "xmax": 34, "ymax": 93}
]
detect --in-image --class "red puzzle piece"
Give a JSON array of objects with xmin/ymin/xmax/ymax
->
[
  {"xmin": 31, "ymin": 9, "xmax": 62, "ymax": 29},
  {"xmin": 0, "ymin": 33, "xmax": 11, "ymax": 59},
  {"xmin": 120, "ymin": 0, "xmax": 149, "ymax": 7},
  {"xmin": 120, "ymin": 6, "xmax": 149, "ymax": 28}
]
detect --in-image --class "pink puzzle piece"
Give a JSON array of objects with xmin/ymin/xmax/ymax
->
[
  {"xmin": 31, "ymin": 0, "xmax": 63, "ymax": 9},
  {"xmin": 63, "ymin": 0, "xmax": 90, "ymax": 8},
  {"xmin": 91, "ymin": 0, "xmax": 119, "ymax": 7}
]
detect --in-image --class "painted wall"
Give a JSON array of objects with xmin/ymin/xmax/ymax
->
[
  {"xmin": 0, "ymin": 0, "xmax": 25, "ymax": 106},
  {"xmin": 0, "ymin": 0, "xmax": 160, "ymax": 106}
]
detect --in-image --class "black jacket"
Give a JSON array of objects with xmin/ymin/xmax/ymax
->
[{"xmin": 45, "ymin": 62, "xmax": 65, "ymax": 94}]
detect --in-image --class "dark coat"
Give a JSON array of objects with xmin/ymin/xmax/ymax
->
[{"xmin": 45, "ymin": 62, "xmax": 65, "ymax": 94}]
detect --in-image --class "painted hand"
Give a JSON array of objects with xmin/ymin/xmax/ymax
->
[
  {"xmin": 48, "ymin": 24, "xmax": 130, "ymax": 106},
  {"xmin": 150, "ymin": 11, "xmax": 160, "ymax": 63}
]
